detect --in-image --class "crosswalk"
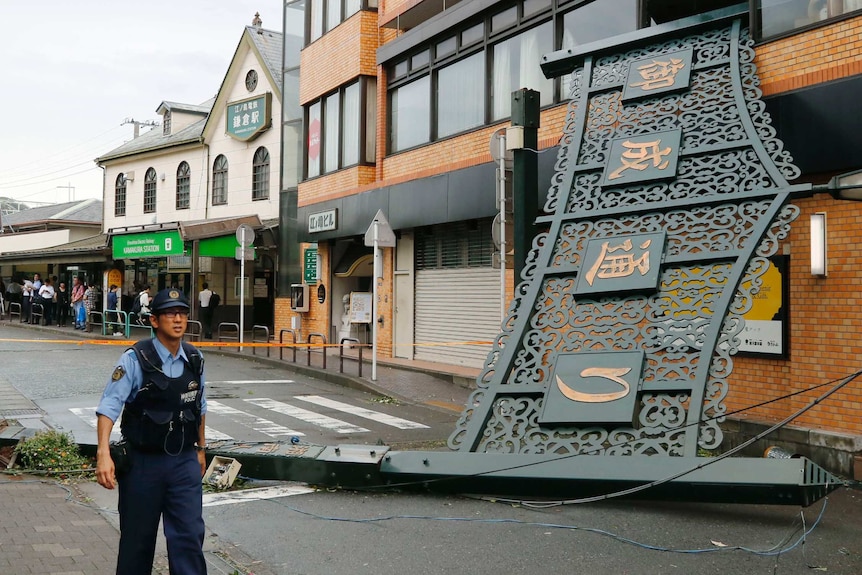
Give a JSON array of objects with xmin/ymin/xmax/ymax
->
[{"xmin": 67, "ymin": 395, "xmax": 429, "ymax": 443}]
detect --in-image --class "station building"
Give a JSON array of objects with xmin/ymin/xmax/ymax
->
[
  {"xmin": 96, "ymin": 18, "xmax": 284, "ymax": 327},
  {"xmin": 280, "ymin": 0, "xmax": 862, "ymax": 464}
]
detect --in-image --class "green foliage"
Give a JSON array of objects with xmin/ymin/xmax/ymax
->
[{"xmin": 14, "ymin": 430, "xmax": 93, "ymax": 476}]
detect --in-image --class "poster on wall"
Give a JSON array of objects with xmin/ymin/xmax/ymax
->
[
  {"xmin": 739, "ymin": 256, "xmax": 788, "ymax": 357},
  {"xmin": 349, "ymin": 292, "xmax": 372, "ymax": 324}
]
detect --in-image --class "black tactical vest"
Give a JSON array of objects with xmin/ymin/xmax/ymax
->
[{"xmin": 120, "ymin": 339, "xmax": 204, "ymax": 453}]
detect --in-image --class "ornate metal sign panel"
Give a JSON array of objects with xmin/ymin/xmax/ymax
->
[{"xmin": 379, "ymin": 8, "xmax": 840, "ymax": 504}]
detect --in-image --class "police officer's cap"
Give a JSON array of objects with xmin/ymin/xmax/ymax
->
[{"xmin": 151, "ymin": 288, "xmax": 190, "ymax": 312}]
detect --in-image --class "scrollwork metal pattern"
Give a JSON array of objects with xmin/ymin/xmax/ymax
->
[{"xmin": 448, "ymin": 20, "xmax": 802, "ymax": 458}]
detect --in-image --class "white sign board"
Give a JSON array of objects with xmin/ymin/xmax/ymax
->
[
  {"xmin": 349, "ymin": 292, "xmax": 373, "ymax": 324},
  {"xmin": 308, "ymin": 209, "xmax": 338, "ymax": 233},
  {"xmin": 236, "ymin": 224, "xmax": 255, "ymax": 247}
]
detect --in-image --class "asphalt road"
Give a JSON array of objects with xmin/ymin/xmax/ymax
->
[
  {"xmin": 0, "ymin": 324, "xmax": 457, "ymax": 449},
  {"xmin": 5, "ymin": 324, "xmax": 862, "ymax": 574}
]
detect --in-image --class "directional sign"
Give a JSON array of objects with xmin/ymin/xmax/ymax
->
[
  {"xmin": 364, "ymin": 210, "xmax": 396, "ymax": 248},
  {"xmin": 236, "ymin": 224, "xmax": 255, "ymax": 247}
]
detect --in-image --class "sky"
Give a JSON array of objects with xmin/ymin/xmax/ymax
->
[{"xmin": 0, "ymin": 1, "xmax": 280, "ymax": 207}]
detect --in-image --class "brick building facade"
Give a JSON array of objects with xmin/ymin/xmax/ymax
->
[{"xmin": 278, "ymin": 0, "xmax": 862, "ymax": 458}]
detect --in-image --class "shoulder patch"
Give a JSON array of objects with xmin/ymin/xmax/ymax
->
[{"xmin": 111, "ymin": 365, "xmax": 126, "ymax": 382}]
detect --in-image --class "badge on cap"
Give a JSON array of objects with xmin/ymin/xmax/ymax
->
[
  {"xmin": 111, "ymin": 366, "xmax": 126, "ymax": 382},
  {"xmin": 169, "ymin": 289, "xmax": 180, "ymax": 299}
]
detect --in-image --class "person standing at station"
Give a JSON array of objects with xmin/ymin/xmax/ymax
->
[
  {"xmin": 198, "ymin": 282, "xmax": 213, "ymax": 339},
  {"xmin": 94, "ymin": 288, "xmax": 208, "ymax": 575},
  {"xmin": 55, "ymin": 281, "xmax": 70, "ymax": 327},
  {"xmin": 71, "ymin": 277, "xmax": 85, "ymax": 330}
]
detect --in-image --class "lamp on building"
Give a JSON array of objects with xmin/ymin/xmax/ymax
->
[
  {"xmin": 814, "ymin": 168, "xmax": 862, "ymax": 200},
  {"xmin": 810, "ymin": 212, "xmax": 827, "ymax": 277}
]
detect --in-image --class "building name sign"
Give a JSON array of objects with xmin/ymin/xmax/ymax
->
[
  {"xmin": 226, "ymin": 93, "xmax": 272, "ymax": 142},
  {"xmin": 308, "ymin": 208, "xmax": 337, "ymax": 233},
  {"xmin": 113, "ymin": 230, "xmax": 184, "ymax": 259}
]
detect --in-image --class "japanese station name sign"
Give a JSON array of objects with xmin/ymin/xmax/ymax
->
[
  {"xmin": 226, "ymin": 92, "xmax": 272, "ymax": 142},
  {"xmin": 113, "ymin": 230, "xmax": 184, "ymax": 259}
]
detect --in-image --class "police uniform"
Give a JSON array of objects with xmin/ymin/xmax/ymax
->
[{"xmin": 96, "ymin": 288, "xmax": 207, "ymax": 575}]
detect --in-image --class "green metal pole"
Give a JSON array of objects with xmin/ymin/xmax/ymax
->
[{"xmin": 511, "ymin": 89, "xmax": 539, "ymax": 283}]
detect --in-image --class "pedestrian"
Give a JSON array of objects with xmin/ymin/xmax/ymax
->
[
  {"xmin": 32, "ymin": 273, "xmax": 42, "ymax": 292},
  {"xmin": 84, "ymin": 281, "xmax": 99, "ymax": 333},
  {"xmin": 133, "ymin": 284, "xmax": 152, "ymax": 326},
  {"xmin": 21, "ymin": 277, "xmax": 33, "ymax": 323},
  {"xmin": 107, "ymin": 284, "xmax": 122, "ymax": 336},
  {"xmin": 198, "ymin": 282, "xmax": 214, "ymax": 339},
  {"xmin": 56, "ymin": 281, "xmax": 70, "ymax": 327},
  {"xmin": 71, "ymin": 277, "xmax": 85, "ymax": 330},
  {"xmin": 38, "ymin": 277, "xmax": 55, "ymax": 326},
  {"xmin": 94, "ymin": 288, "xmax": 208, "ymax": 575}
]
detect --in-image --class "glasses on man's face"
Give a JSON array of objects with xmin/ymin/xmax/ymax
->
[{"xmin": 160, "ymin": 309, "xmax": 189, "ymax": 319}]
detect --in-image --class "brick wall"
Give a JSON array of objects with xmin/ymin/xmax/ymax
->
[
  {"xmin": 298, "ymin": 166, "xmax": 377, "ymax": 206},
  {"xmin": 729, "ymin": 195, "xmax": 862, "ymax": 435},
  {"xmin": 755, "ymin": 14, "xmax": 862, "ymax": 95},
  {"xmin": 300, "ymin": 11, "xmax": 379, "ymax": 104}
]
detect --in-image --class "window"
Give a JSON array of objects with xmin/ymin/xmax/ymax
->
[
  {"xmin": 416, "ymin": 220, "xmax": 494, "ymax": 269},
  {"xmin": 492, "ymin": 21, "xmax": 553, "ymax": 120},
  {"xmin": 756, "ymin": 0, "xmax": 862, "ymax": 39},
  {"xmin": 324, "ymin": 91, "xmax": 340, "ymax": 173},
  {"xmin": 438, "ymin": 52, "xmax": 485, "ymax": 137},
  {"xmin": 176, "ymin": 161, "xmax": 190, "ymax": 210},
  {"xmin": 163, "ymin": 111, "xmax": 171, "ymax": 135},
  {"xmin": 212, "ymin": 155, "xmax": 228, "ymax": 205},
  {"xmin": 144, "ymin": 168, "xmax": 157, "ymax": 214},
  {"xmin": 308, "ymin": 0, "xmax": 373, "ymax": 43},
  {"xmin": 114, "ymin": 174, "xmax": 126, "ymax": 217},
  {"xmin": 252, "ymin": 147, "xmax": 270, "ymax": 200},
  {"xmin": 387, "ymin": 0, "xmax": 641, "ymax": 152},
  {"xmin": 390, "ymin": 76, "xmax": 430, "ymax": 152},
  {"xmin": 305, "ymin": 78, "xmax": 375, "ymax": 177}
]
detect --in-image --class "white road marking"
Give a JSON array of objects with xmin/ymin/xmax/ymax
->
[
  {"xmin": 69, "ymin": 407, "xmax": 121, "ymax": 438},
  {"xmin": 70, "ymin": 406, "xmax": 232, "ymax": 441},
  {"xmin": 245, "ymin": 398, "xmax": 369, "ymax": 434},
  {"xmin": 207, "ymin": 400, "xmax": 304, "ymax": 437},
  {"xmin": 203, "ymin": 485, "xmax": 315, "ymax": 508},
  {"xmin": 207, "ymin": 380, "xmax": 295, "ymax": 384},
  {"xmin": 294, "ymin": 395, "xmax": 430, "ymax": 430}
]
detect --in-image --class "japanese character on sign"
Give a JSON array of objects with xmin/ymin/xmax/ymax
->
[
  {"xmin": 630, "ymin": 57, "xmax": 685, "ymax": 91},
  {"xmin": 607, "ymin": 139, "xmax": 672, "ymax": 181},
  {"xmin": 584, "ymin": 238, "xmax": 652, "ymax": 286}
]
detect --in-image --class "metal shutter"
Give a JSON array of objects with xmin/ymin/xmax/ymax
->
[{"xmin": 414, "ymin": 268, "xmax": 501, "ymax": 368}]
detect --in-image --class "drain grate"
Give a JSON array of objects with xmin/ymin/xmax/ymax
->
[{"xmin": 0, "ymin": 409, "xmax": 43, "ymax": 417}]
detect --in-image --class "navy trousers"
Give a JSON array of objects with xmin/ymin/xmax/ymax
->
[{"xmin": 116, "ymin": 447, "xmax": 206, "ymax": 575}]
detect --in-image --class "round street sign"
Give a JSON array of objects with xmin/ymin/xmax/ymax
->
[{"xmin": 236, "ymin": 223, "xmax": 255, "ymax": 247}]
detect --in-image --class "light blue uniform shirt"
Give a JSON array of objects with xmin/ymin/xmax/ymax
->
[{"xmin": 96, "ymin": 338, "xmax": 207, "ymax": 422}]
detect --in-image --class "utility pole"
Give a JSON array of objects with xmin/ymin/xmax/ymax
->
[
  {"xmin": 56, "ymin": 183, "xmax": 75, "ymax": 202},
  {"xmin": 122, "ymin": 118, "xmax": 159, "ymax": 138},
  {"xmin": 510, "ymin": 89, "xmax": 540, "ymax": 281}
]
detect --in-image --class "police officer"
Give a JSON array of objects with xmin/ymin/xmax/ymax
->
[{"xmin": 95, "ymin": 288, "xmax": 208, "ymax": 575}]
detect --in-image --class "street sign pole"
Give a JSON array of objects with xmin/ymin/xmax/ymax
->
[
  {"xmin": 372, "ymin": 221, "xmax": 379, "ymax": 381},
  {"xmin": 364, "ymin": 210, "xmax": 396, "ymax": 383},
  {"xmin": 236, "ymin": 224, "xmax": 255, "ymax": 351}
]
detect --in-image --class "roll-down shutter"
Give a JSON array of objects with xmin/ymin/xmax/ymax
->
[{"xmin": 414, "ymin": 267, "xmax": 501, "ymax": 368}]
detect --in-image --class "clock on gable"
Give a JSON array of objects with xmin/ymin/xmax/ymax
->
[{"xmin": 245, "ymin": 69, "xmax": 258, "ymax": 92}]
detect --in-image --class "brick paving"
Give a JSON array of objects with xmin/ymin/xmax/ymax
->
[{"xmin": 0, "ymin": 477, "xmax": 118, "ymax": 575}]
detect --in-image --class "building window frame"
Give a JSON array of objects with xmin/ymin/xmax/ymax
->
[
  {"xmin": 385, "ymin": 0, "xmax": 639, "ymax": 154},
  {"xmin": 176, "ymin": 161, "xmax": 190, "ymax": 210},
  {"xmin": 252, "ymin": 147, "xmax": 271, "ymax": 200},
  {"xmin": 212, "ymin": 155, "xmax": 228, "ymax": 205},
  {"xmin": 114, "ymin": 173, "xmax": 126, "ymax": 217},
  {"xmin": 307, "ymin": 0, "xmax": 378, "ymax": 44},
  {"xmin": 143, "ymin": 168, "xmax": 157, "ymax": 214},
  {"xmin": 304, "ymin": 76, "xmax": 376, "ymax": 180}
]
